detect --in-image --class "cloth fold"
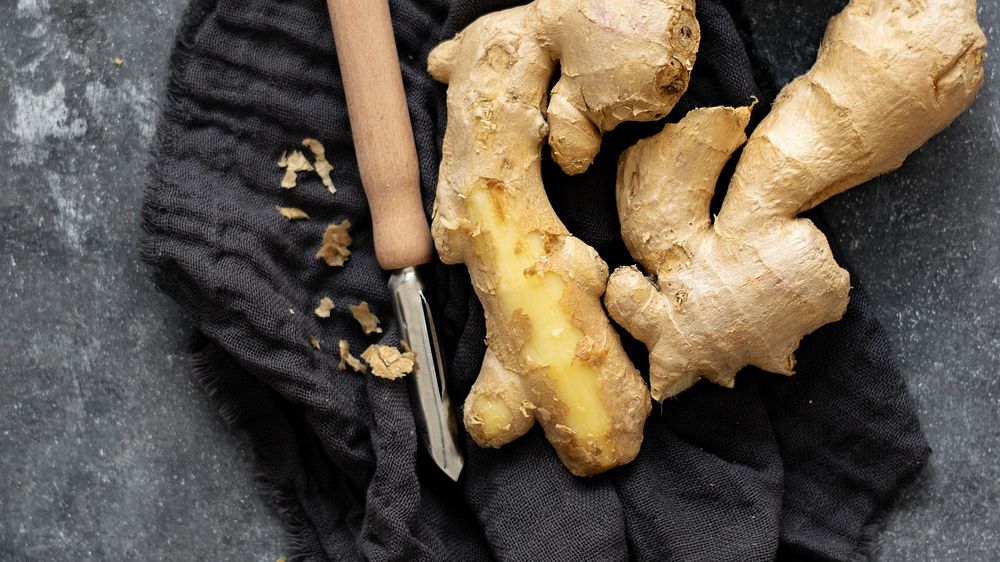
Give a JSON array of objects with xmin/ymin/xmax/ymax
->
[{"xmin": 141, "ymin": 0, "xmax": 929, "ymax": 560}]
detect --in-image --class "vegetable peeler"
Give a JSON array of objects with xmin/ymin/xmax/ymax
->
[{"xmin": 325, "ymin": 0, "xmax": 464, "ymax": 480}]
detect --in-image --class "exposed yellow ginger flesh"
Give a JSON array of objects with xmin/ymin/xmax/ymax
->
[
  {"xmin": 606, "ymin": 0, "xmax": 986, "ymax": 401},
  {"xmin": 429, "ymin": 0, "xmax": 699, "ymax": 475},
  {"xmin": 467, "ymin": 186, "xmax": 610, "ymax": 456}
]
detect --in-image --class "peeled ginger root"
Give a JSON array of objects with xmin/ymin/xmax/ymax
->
[
  {"xmin": 606, "ymin": 0, "xmax": 986, "ymax": 401},
  {"xmin": 429, "ymin": 0, "xmax": 699, "ymax": 475}
]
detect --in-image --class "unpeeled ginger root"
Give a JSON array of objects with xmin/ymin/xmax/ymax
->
[
  {"xmin": 606, "ymin": 0, "xmax": 986, "ymax": 401},
  {"xmin": 429, "ymin": 0, "xmax": 699, "ymax": 475}
]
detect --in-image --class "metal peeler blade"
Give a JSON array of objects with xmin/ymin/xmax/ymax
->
[{"xmin": 388, "ymin": 267, "xmax": 463, "ymax": 481}]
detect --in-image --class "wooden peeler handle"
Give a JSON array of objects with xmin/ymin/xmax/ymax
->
[{"xmin": 326, "ymin": 0, "xmax": 434, "ymax": 271}]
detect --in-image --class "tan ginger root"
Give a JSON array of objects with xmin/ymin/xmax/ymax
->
[
  {"xmin": 606, "ymin": 0, "xmax": 986, "ymax": 401},
  {"xmin": 429, "ymin": 0, "xmax": 699, "ymax": 475}
]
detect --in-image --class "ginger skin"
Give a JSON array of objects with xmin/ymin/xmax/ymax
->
[
  {"xmin": 606, "ymin": 0, "xmax": 986, "ymax": 401},
  {"xmin": 429, "ymin": 0, "xmax": 698, "ymax": 475}
]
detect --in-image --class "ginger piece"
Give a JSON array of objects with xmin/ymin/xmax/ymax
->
[
  {"xmin": 338, "ymin": 340, "xmax": 366, "ymax": 373},
  {"xmin": 302, "ymin": 138, "xmax": 335, "ymax": 194},
  {"xmin": 606, "ymin": 0, "xmax": 986, "ymax": 401},
  {"xmin": 463, "ymin": 350, "xmax": 537, "ymax": 448},
  {"xmin": 428, "ymin": 0, "xmax": 698, "ymax": 475},
  {"xmin": 314, "ymin": 297, "xmax": 335, "ymax": 318},
  {"xmin": 276, "ymin": 206, "xmax": 309, "ymax": 220},
  {"xmin": 349, "ymin": 302, "xmax": 382, "ymax": 335},
  {"xmin": 308, "ymin": 336, "xmax": 321, "ymax": 350},
  {"xmin": 362, "ymin": 344, "xmax": 415, "ymax": 380},
  {"xmin": 315, "ymin": 220, "xmax": 352, "ymax": 267},
  {"xmin": 277, "ymin": 150, "xmax": 313, "ymax": 189}
]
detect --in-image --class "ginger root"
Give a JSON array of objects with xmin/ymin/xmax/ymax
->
[
  {"xmin": 429, "ymin": 0, "xmax": 698, "ymax": 475},
  {"xmin": 606, "ymin": 0, "xmax": 986, "ymax": 401}
]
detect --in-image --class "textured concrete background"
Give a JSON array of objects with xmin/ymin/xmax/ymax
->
[
  {"xmin": 1, "ymin": 0, "xmax": 997, "ymax": 560},
  {"xmin": 0, "ymin": 0, "xmax": 285, "ymax": 559}
]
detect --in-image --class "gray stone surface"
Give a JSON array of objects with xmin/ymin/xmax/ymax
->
[
  {"xmin": 0, "ymin": 0, "xmax": 285, "ymax": 559},
  {"xmin": 0, "ymin": 0, "xmax": 996, "ymax": 560}
]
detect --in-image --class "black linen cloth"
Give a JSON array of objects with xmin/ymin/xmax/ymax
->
[{"xmin": 140, "ymin": 0, "xmax": 930, "ymax": 560}]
